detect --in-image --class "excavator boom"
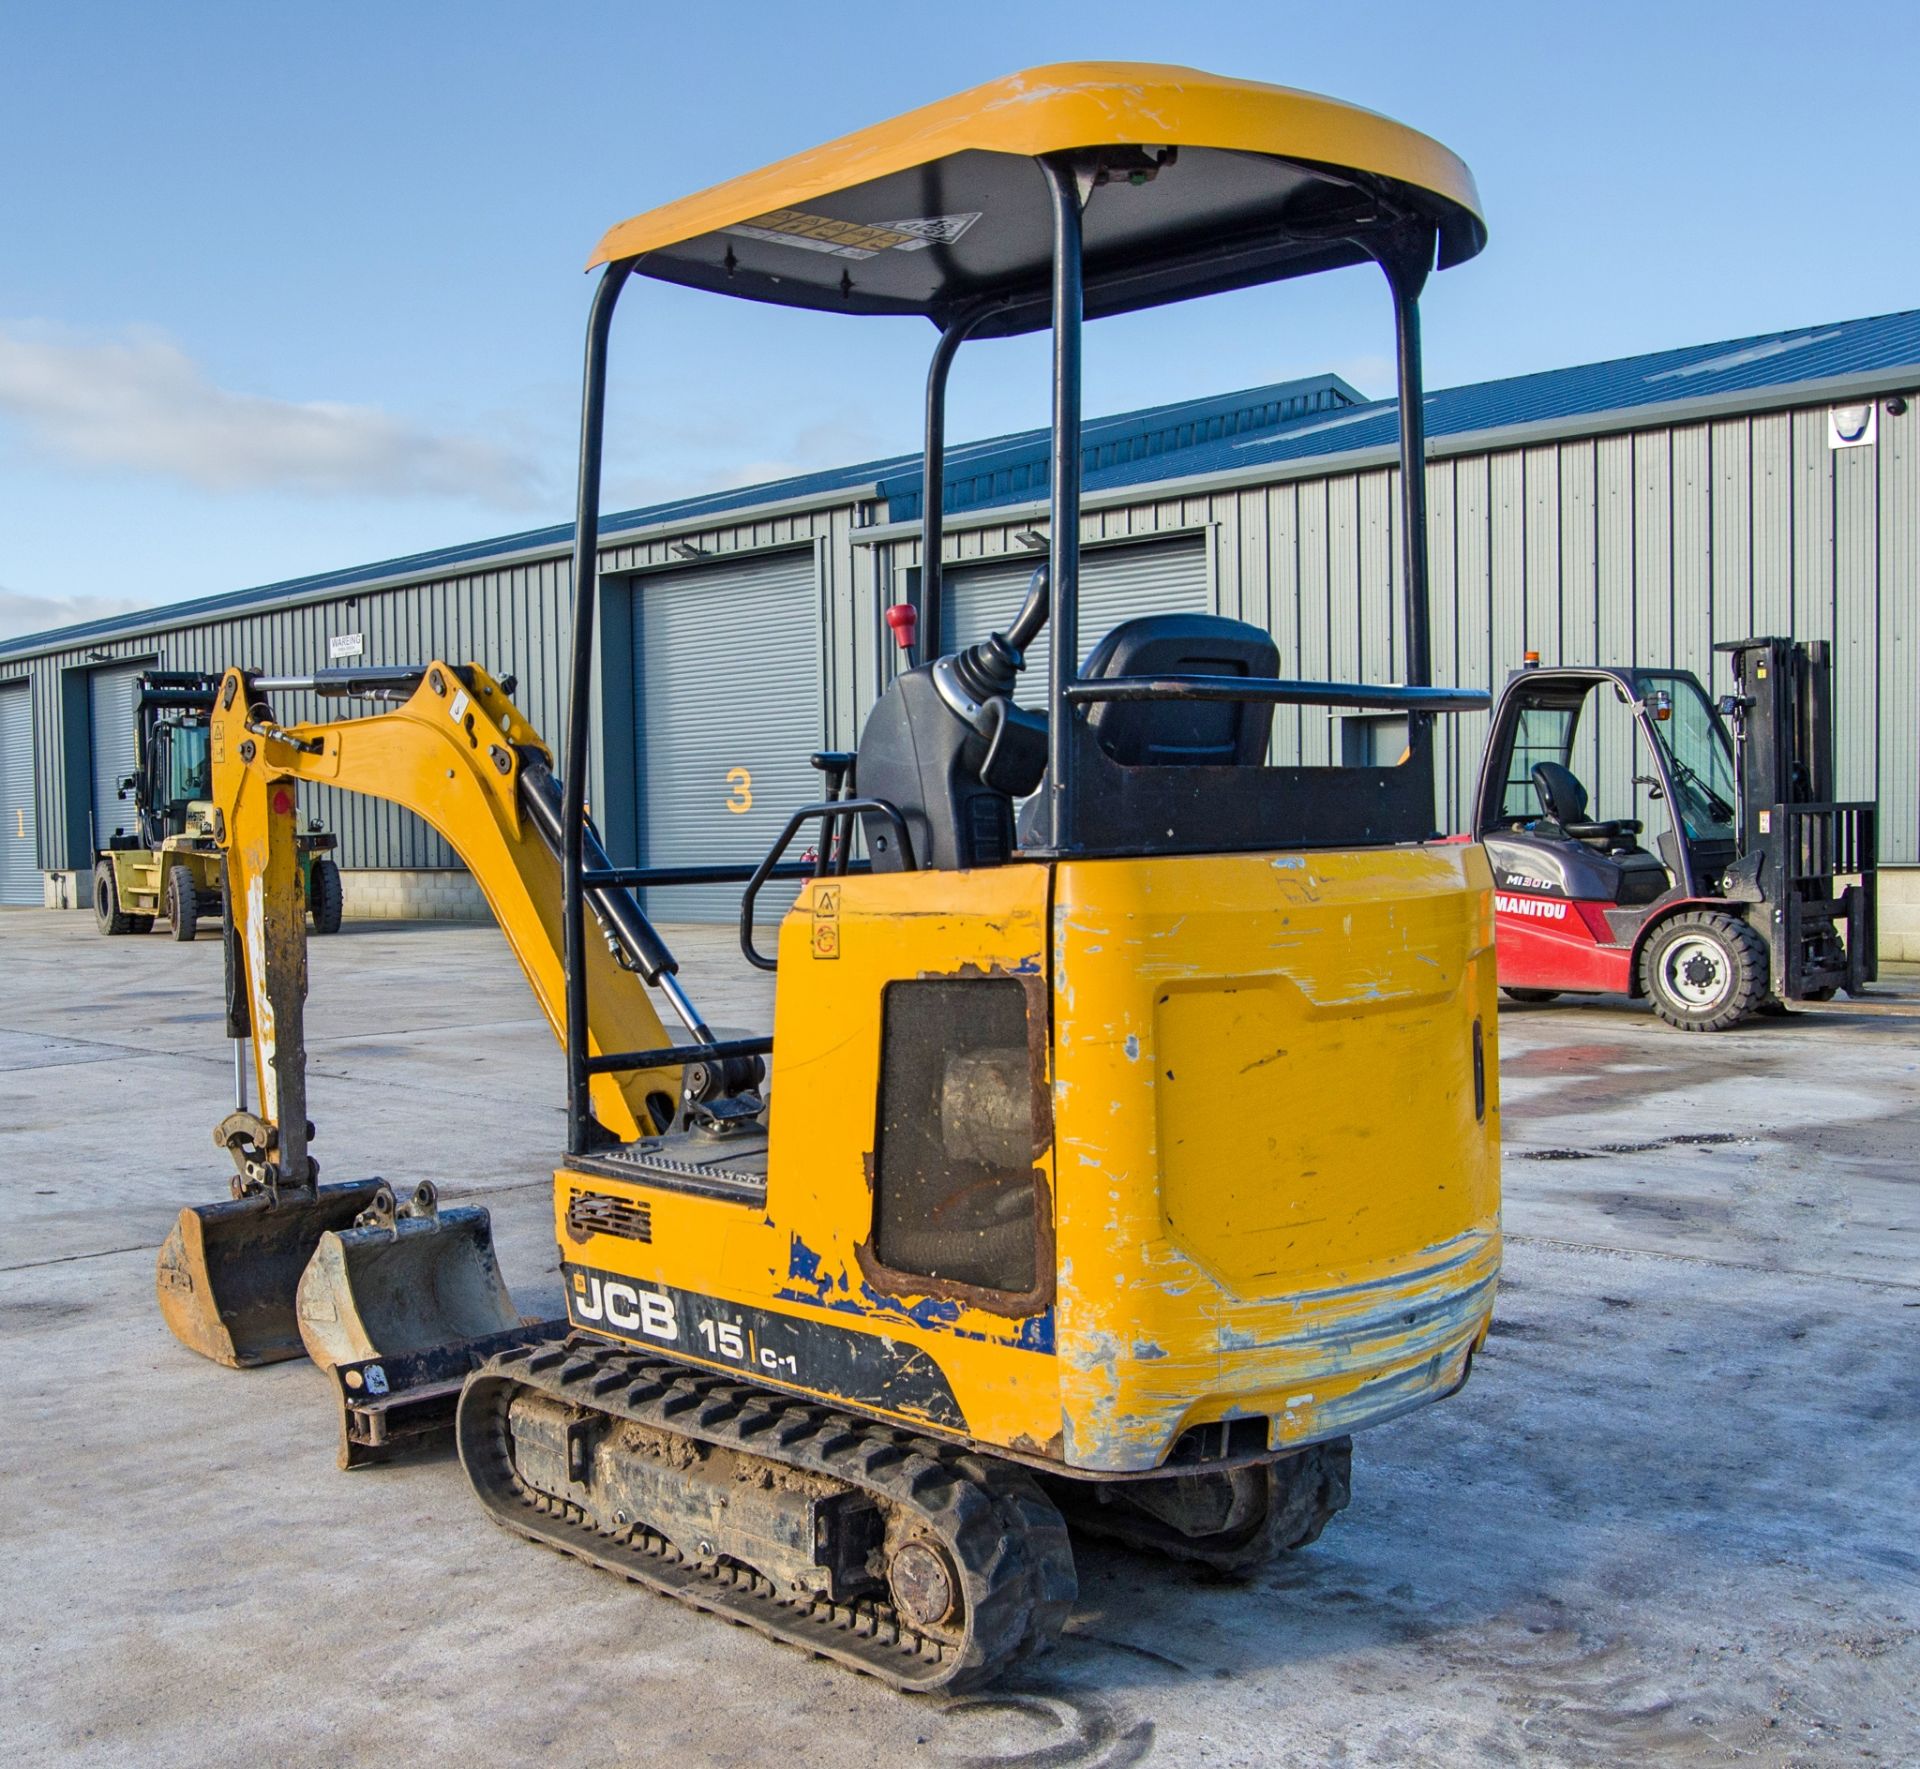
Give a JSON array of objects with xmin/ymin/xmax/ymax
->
[{"xmin": 155, "ymin": 660, "xmax": 703, "ymax": 1461}]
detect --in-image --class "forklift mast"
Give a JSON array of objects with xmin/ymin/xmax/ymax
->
[
  {"xmin": 1718, "ymin": 636, "xmax": 1834, "ymax": 847},
  {"xmin": 1716, "ymin": 636, "xmax": 1876, "ymax": 999},
  {"xmin": 128, "ymin": 671, "xmax": 220, "ymax": 850}
]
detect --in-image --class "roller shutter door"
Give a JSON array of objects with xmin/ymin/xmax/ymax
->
[
  {"xmin": 941, "ymin": 536, "xmax": 1209, "ymax": 709},
  {"xmin": 0, "ymin": 683, "xmax": 37, "ymax": 905},
  {"xmin": 632, "ymin": 549, "xmax": 820, "ymax": 923},
  {"xmin": 89, "ymin": 663, "xmax": 144, "ymax": 850}
]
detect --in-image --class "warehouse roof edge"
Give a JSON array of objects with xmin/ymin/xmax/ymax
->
[{"xmin": 2, "ymin": 306, "xmax": 1916, "ymax": 664}]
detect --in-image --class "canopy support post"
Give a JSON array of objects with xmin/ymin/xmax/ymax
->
[
  {"xmin": 1378, "ymin": 233, "xmax": 1435, "ymax": 694},
  {"xmin": 563, "ymin": 257, "xmax": 633, "ymax": 1159},
  {"xmin": 919, "ymin": 301, "xmax": 997, "ymax": 660},
  {"xmin": 1039, "ymin": 156, "xmax": 1086, "ymax": 856}
]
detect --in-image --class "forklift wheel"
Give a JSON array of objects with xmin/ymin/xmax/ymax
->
[
  {"xmin": 93, "ymin": 861, "xmax": 135, "ymax": 936},
  {"xmin": 1640, "ymin": 911, "xmax": 1768, "ymax": 1032},
  {"xmin": 1500, "ymin": 987, "xmax": 1561, "ymax": 1004},
  {"xmin": 167, "ymin": 866, "xmax": 198, "ymax": 942},
  {"xmin": 310, "ymin": 858, "xmax": 344, "ymax": 935}
]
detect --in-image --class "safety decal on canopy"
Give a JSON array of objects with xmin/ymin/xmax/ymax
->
[{"xmin": 726, "ymin": 209, "xmax": 981, "ymax": 260}]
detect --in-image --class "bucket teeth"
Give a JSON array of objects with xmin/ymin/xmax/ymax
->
[{"xmin": 154, "ymin": 1180, "xmax": 387, "ymax": 1369}]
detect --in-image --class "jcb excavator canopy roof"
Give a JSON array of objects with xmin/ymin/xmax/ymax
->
[{"xmin": 590, "ymin": 62, "xmax": 1485, "ymax": 336}]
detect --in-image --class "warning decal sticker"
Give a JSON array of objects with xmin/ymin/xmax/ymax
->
[
  {"xmin": 811, "ymin": 884, "xmax": 840, "ymax": 959},
  {"xmin": 726, "ymin": 210, "xmax": 982, "ymax": 261}
]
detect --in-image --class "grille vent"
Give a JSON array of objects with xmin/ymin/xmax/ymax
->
[{"xmin": 566, "ymin": 1190, "xmax": 653, "ymax": 1243}]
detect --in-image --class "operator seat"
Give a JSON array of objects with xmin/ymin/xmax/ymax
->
[
  {"xmin": 1531, "ymin": 761, "xmax": 1645, "ymax": 853},
  {"xmin": 1080, "ymin": 613, "xmax": 1278, "ymax": 766},
  {"xmin": 1017, "ymin": 613, "xmax": 1277, "ymax": 846},
  {"xmin": 1511, "ymin": 759, "xmax": 1668, "ymax": 905}
]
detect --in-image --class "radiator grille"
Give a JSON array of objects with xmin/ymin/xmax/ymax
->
[{"xmin": 566, "ymin": 1189, "xmax": 653, "ymax": 1243}]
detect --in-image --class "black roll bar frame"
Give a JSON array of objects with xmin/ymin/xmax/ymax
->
[{"xmin": 557, "ymin": 169, "xmax": 1452, "ymax": 1153}]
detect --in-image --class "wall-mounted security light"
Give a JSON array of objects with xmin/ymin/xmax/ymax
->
[
  {"xmin": 1014, "ymin": 528, "xmax": 1048, "ymax": 551},
  {"xmin": 669, "ymin": 541, "xmax": 709, "ymax": 561}
]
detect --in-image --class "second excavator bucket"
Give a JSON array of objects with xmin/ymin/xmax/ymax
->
[
  {"xmin": 156, "ymin": 1179, "xmax": 388, "ymax": 1369},
  {"xmin": 294, "ymin": 1182, "xmax": 552, "ymax": 1469}
]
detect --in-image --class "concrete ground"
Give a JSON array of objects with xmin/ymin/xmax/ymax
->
[{"xmin": 0, "ymin": 908, "xmax": 1914, "ymax": 1768}]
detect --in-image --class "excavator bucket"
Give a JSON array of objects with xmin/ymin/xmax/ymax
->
[
  {"xmin": 293, "ymin": 1182, "xmax": 553, "ymax": 1469},
  {"xmin": 155, "ymin": 1179, "xmax": 388, "ymax": 1369}
]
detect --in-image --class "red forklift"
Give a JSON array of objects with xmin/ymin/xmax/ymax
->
[{"xmin": 1471, "ymin": 637, "xmax": 1877, "ymax": 1030}]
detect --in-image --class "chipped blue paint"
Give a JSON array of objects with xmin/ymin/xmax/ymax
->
[
  {"xmin": 1123, "ymin": 1034, "xmax": 1140, "ymax": 1062},
  {"xmin": 787, "ymin": 1231, "xmax": 827, "ymax": 1292},
  {"xmin": 779, "ymin": 1233, "xmax": 1056, "ymax": 1352},
  {"xmin": 1015, "ymin": 1310, "xmax": 1056, "ymax": 1354}
]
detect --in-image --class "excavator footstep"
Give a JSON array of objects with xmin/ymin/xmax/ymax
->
[
  {"xmin": 295, "ymin": 1185, "xmax": 558, "ymax": 1469},
  {"xmin": 156, "ymin": 1179, "xmax": 388, "ymax": 1369}
]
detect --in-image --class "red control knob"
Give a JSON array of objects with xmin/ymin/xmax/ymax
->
[{"xmin": 884, "ymin": 603, "xmax": 919, "ymax": 657}]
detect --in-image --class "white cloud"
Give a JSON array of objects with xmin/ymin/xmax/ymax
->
[
  {"xmin": 0, "ymin": 322, "xmax": 546, "ymax": 506},
  {"xmin": 0, "ymin": 583, "xmax": 149, "ymax": 643},
  {"xmin": 606, "ymin": 410, "xmax": 899, "ymax": 512}
]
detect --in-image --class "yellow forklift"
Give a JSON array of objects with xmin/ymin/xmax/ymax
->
[
  {"xmin": 156, "ymin": 63, "xmax": 1501, "ymax": 1690},
  {"xmin": 93, "ymin": 670, "xmax": 342, "ymax": 940}
]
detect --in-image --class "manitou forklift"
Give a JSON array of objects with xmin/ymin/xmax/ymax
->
[
  {"xmin": 156, "ymin": 63, "xmax": 1500, "ymax": 1690},
  {"xmin": 93, "ymin": 670, "xmax": 342, "ymax": 940},
  {"xmin": 1473, "ymin": 639, "xmax": 1877, "ymax": 1030}
]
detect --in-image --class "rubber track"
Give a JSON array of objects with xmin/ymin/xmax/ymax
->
[{"xmin": 456, "ymin": 1335, "xmax": 1076, "ymax": 1691}]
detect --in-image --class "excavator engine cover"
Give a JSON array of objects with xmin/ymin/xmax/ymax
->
[{"xmin": 155, "ymin": 1179, "xmax": 387, "ymax": 1369}]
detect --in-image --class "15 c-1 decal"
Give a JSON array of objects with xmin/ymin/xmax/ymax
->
[{"xmin": 563, "ymin": 1262, "xmax": 965, "ymax": 1429}]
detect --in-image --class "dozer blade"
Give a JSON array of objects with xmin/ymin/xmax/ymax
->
[
  {"xmin": 156, "ymin": 1180, "xmax": 388, "ymax": 1369},
  {"xmin": 294, "ymin": 1183, "xmax": 557, "ymax": 1469}
]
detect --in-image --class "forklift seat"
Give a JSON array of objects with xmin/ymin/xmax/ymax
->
[{"xmin": 1531, "ymin": 761, "xmax": 1643, "ymax": 850}]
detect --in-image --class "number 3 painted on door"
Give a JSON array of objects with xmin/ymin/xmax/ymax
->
[{"xmin": 725, "ymin": 767, "xmax": 752, "ymax": 813}]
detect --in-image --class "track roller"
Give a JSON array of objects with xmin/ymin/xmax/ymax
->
[{"xmin": 456, "ymin": 1337, "xmax": 1075, "ymax": 1690}]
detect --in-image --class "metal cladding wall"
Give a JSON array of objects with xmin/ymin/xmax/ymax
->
[
  {"xmin": 2, "ymin": 375, "xmax": 1915, "ymax": 888},
  {"xmin": 0, "ymin": 496, "xmax": 873, "ymax": 882},
  {"xmin": 1418, "ymin": 401, "xmax": 1917, "ymax": 852},
  {"xmin": 940, "ymin": 536, "xmax": 1211, "ymax": 708},
  {"xmin": 0, "ymin": 681, "xmax": 37, "ymax": 903},
  {"xmin": 7, "ymin": 555, "xmax": 573, "ymax": 875},
  {"xmin": 866, "ymin": 391, "xmax": 1920, "ymax": 862}
]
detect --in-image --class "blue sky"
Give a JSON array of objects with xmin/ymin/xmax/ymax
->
[{"xmin": 2, "ymin": 1, "xmax": 1917, "ymax": 639}]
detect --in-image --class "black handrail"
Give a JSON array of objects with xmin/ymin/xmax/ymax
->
[
  {"xmin": 584, "ymin": 1033, "xmax": 773, "ymax": 1079},
  {"xmin": 581, "ymin": 859, "xmax": 873, "ymax": 891},
  {"xmin": 1063, "ymin": 676, "xmax": 1491, "ymax": 713},
  {"xmin": 739, "ymin": 798, "xmax": 916, "ymax": 972}
]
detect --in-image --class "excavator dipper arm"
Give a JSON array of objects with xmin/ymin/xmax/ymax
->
[
  {"xmin": 156, "ymin": 661, "xmax": 690, "ymax": 1411},
  {"xmin": 209, "ymin": 660, "xmax": 681, "ymax": 1148}
]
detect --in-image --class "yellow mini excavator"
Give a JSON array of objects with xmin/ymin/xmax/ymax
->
[{"xmin": 156, "ymin": 64, "xmax": 1501, "ymax": 1691}]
